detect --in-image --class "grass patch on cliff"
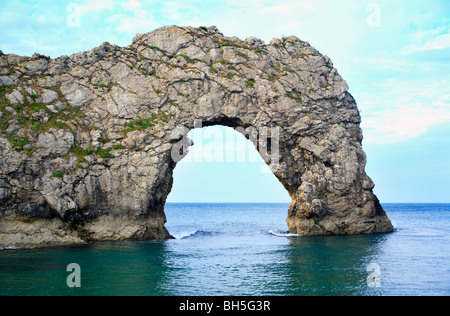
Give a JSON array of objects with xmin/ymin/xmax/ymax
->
[
  {"xmin": 8, "ymin": 134, "xmax": 29, "ymax": 149},
  {"xmin": 123, "ymin": 115, "xmax": 157, "ymax": 134},
  {"xmin": 220, "ymin": 41, "xmax": 238, "ymax": 47},
  {"xmin": 6, "ymin": 102, "xmax": 73, "ymax": 136},
  {"xmin": 140, "ymin": 43, "xmax": 169, "ymax": 56},
  {"xmin": 236, "ymin": 51, "xmax": 248, "ymax": 59},
  {"xmin": 217, "ymin": 59, "xmax": 229, "ymax": 65},
  {"xmin": 96, "ymin": 147, "xmax": 115, "ymax": 159},
  {"xmin": 134, "ymin": 117, "xmax": 155, "ymax": 128},
  {"xmin": 209, "ymin": 65, "xmax": 218, "ymax": 73},
  {"xmin": 285, "ymin": 91, "xmax": 305, "ymax": 103},
  {"xmin": 0, "ymin": 86, "xmax": 13, "ymax": 109},
  {"xmin": 177, "ymin": 54, "xmax": 194, "ymax": 63},
  {"xmin": 219, "ymin": 41, "xmax": 247, "ymax": 49},
  {"xmin": 282, "ymin": 67, "xmax": 296, "ymax": 73},
  {"xmin": 0, "ymin": 86, "xmax": 87, "ymax": 155},
  {"xmin": 70, "ymin": 146, "xmax": 95, "ymax": 156},
  {"xmin": 70, "ymin": 145, "xmax": 117, "ymax": 161},
  {"xmin": 0, "ymin": 86, "xmax": 12, "ymax": 131},
  {"xmin": 94, "ymin": 84, "xmax": 110, "ymax": 89},
  {"xmin": 112, "ymin": 144, "xmax": 125, "ymax": 150},
  {"xmin": 122, "ymin": 111, "xmax": 174, "ymax": 135}
]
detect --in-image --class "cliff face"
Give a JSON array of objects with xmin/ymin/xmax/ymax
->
[{"xmin": 0, "ymin": 25, "xmax": 393, "ymax": 249}]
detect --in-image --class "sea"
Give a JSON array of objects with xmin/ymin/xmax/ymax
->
[{"xmin": 0, "ymin": 203, "xmax": 449, "ymax": 296}]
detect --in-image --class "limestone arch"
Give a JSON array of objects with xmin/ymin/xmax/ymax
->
[
  {"xmin": 0, "ymin": 25, "xmax": 393, "ymax": 249},
  {"xmin": 155, "ymin": 96, "xmax": 393, "ymax": 238}
]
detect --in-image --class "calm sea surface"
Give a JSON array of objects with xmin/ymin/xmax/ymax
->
[{"xmin": 0, "ymin": 203, "xmax": 449, "ymax": 296}]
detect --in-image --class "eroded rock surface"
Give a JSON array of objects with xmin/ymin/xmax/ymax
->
[{"xmin": 0, "ymin": 25, "xmax": 393, "ymax": 249}]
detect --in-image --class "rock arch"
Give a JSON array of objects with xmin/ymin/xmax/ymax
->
[{"xmin": 0, "ymin": 26, "xmax": 392, "ymax": 249}]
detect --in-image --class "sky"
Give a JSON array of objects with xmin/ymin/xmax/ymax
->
[{"xmin": 0, "ymin": 0, "xmax": 449, "ymax": 203}]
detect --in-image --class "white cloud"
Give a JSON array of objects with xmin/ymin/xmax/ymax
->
[
  {"xmin": 123, "ymin": 0, "xmax": 141, "ymax": 10},
  {"xmin": 403, "ymin": 27, "xmax": 450, "ymax": 54},
  {"xmin": 409, "ymin": 25, "xmax": 449, "ymax": 43},
  {"xmin": 363, "ymin": 105, "xmax": 450, "ymax": 143},
  {"xmin": 161, "ymin": 1, "xmax": 185, "ymax": 22},
  {"xmin": 419, "ymin": 33, "xmax": 450, "ymax": 51},
  {"xmin": 360, "ymin": 80, "xmax": 450, "ymax": 144},
  {"xmin": 107, "ymin": 1, "xmax": 160, "ymax": 36},
  {"xmin": 107, "ymin": 13, "xmax": 159, "ymax": 35}
]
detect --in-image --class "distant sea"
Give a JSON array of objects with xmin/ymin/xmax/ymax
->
[{"xmin": 0, "ymin": 203, "xmax": 449, "ymax": 296}]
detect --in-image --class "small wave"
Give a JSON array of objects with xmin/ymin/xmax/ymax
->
[
  {"xmin": 0, "ymin": 245, "xmax": 21, "ymax": 250},
  {"xmin": 268, "ymin": 230, "xmax": 302, "ymax": 237},
  {"xmin": 173, "ymin": 230, "xmax": 198, "ymax": 239},
  {"xmin": 173, "ymin": 230, "xmax": 216, "ymax": 239}
]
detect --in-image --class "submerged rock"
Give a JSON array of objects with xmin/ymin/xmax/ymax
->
[{"xmin": 0, "ymin": 25, "xmax": 392, "ymax": 249}]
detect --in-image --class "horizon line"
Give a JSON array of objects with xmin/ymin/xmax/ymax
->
[{"xmin": 165, "ymin": 201, "xmax": 450, "ymax": 204}]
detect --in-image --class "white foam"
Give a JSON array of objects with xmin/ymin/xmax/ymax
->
[
  {"xmin": 0, "ymin": 245, "xmax": 21, "ymax": 250},
  {"xmin": 268, "ymin": 230, "xmax": 302, "ymax": 237},
  {"xmin": 173, "ymin": 230, "xmax": 198, "ymax": 239}
]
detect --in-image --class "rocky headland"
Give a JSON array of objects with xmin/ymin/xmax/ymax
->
[{"xmin": 0, "ymin": 25, "xmax": 393, "ymax": 249}]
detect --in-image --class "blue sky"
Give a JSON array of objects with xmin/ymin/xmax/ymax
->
[{"xmin": 0, "ymin": 0, "xmax": 449, "ymax": 202}]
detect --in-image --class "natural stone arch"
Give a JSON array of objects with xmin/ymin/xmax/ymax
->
[{"xmin": 0, "ymin": 26, "xmax": 392, "ymax": 249}]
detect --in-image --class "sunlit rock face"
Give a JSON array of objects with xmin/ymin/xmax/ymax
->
[{"xmin": 0, "ymin": 25, "xmax": 392, "ymax": 249}]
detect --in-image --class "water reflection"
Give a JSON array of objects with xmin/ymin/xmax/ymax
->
[
  {"xmin": 0, "ymin": 241, "xmax": 171, "ymax": 296},
  {"xmin": 0, "ymin": 232, "xmax": 392, "ymax": 296},
  {"xmin": 154, "ymin": 233, "xmax": 391, "ymax": 296},
  {"xmin": 283, "ymin": 234, "xmax": 389, "ymax": 295},
  {"xmin": 81, "ymin": 241, "xmax": 172, "ymax": 296}
]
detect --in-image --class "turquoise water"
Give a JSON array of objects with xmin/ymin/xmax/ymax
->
[{"xmin": 0, "ymin": 203, "xmax": 449, "ymax": 296}]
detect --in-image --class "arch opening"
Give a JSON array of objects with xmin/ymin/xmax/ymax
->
[
  {"xmin": 165, "ymin": 124, "xmax": 291, "ymax": 238},
  {"xmin": 167, "ymin": 125, "xmax": 291, "ymax": 203}
]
